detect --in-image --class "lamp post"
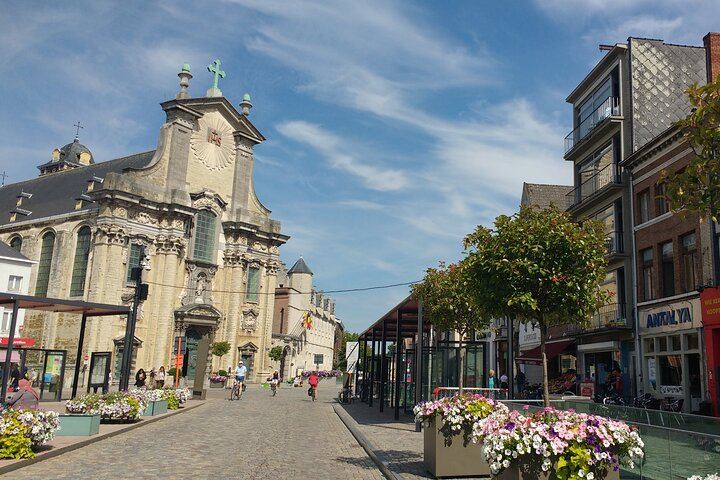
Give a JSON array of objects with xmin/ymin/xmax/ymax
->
[{"xmin": 119, "ymin": 247, "xmax": 150, "ymax": 391}]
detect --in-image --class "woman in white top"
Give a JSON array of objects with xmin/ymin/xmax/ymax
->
[{"xmin": 156, "ymin": 366, "xmax": 166, "ymax": 389}]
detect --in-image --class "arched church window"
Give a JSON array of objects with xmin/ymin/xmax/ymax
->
[
  {"xmin": 35, "ymin": 231, "xmax": 55, "ymax": 297},
  {"xmin": 9, "ymin": 236, "xmax": 22, "ymax": 252},
  {"xmin": 70, "ymin": 226, "xmax": 91, "ymax": 296},
  {"xmin": 193, "ymin": 209, "xmax": 217, "ymax": 263}
]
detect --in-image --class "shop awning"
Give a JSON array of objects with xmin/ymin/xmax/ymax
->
[
  {"xmin": 0, "ymin": 350, "xmax": 21, "ymax": 363},
  {"xmin": 516, "ymin": 340, "xmax": 575, "ymax": 365}
]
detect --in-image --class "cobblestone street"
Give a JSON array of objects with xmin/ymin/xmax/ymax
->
[{"xmin": 11, "ymin": 384, "xmax": 384, "ymax": 479}]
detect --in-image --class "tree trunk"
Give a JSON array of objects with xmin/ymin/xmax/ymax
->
[
  {"xmin": 458, "ymin": 332, "xmax": 465, "ymax": 394},
  {"xmin": 540, "ymin": 320, "xmax": 549, "ymax": 408}
]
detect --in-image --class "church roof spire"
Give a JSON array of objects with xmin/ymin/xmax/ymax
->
[{"xmin": 288, "ymin": 256, "xmax": 313, "ymax": 275}]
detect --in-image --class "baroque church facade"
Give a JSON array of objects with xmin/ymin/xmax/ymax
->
[{"xmin": 0, "ymin": 63, "xmax": 288, "ymax": 393}]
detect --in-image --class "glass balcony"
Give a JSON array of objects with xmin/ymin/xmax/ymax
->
[
  {"xmin": 564, "ymin": 96, "xmax": 620, "ymax": 154},
  {"xmin": 566, "ymin": 163, "xmax": 621, "ymax": 208}
]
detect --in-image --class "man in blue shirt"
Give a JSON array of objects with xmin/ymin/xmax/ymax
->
[{"xmin": 234, "ymin": 361, "xmax": 247, "ymax": 398}]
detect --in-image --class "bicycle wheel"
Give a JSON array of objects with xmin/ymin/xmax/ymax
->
[{"xmin": 230, "ymin": 385, "xmax": 239, "ymax": 401}]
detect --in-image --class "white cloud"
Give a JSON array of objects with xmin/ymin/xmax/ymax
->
[{"xmin": 276, "ymin": 121, "xmax": 409, "ymax": 191}]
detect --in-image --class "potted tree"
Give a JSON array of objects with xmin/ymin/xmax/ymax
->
[
  {"xmin": 210, "ymin": 341, "xmax": 231, "ymax": 388},
  {"xmin": 463, "ymin": 205, "xmax": 610, "ymax": 407},
  {"xmin": 411, "ymin": 259, "xmax": 492, "ymax": 477}
]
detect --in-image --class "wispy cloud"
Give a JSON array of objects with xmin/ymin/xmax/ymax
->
[{"xmin": 276, "ymin": 121, "xmax": 409, "ymax": 191}]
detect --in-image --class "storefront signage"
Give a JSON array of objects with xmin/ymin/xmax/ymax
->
[
  {"xmin": 660, "ymin": 385, "xmax": 683, "ymax": 396},
  {"xmin": 0, "ymin": 337, "xmax": 36, "ymax": 347},
  {"xmin": 700, "ymin": 286, "xmax": 720, "ymax": 326},
  {"xmin": 519, "ymin": 323, "xmax": 539, "ymax": 346},
  {"xmin": 646, "ymin": 307, "xmax": 691, "ymax": 328},
  {"xmin": 639, "ymin": 298, "xmax": 701, "ymax": 334}
]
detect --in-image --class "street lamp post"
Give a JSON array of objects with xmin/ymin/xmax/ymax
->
[{"xmin": 119, "ymin": 247, "xmax": 149, "ymax": 391}]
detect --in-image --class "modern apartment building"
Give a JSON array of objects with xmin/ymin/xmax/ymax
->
[{"xmin": 564, "ymin": 37, "xmax": 706, "ymax": 398}]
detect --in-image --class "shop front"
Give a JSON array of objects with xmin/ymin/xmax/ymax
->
[
  {"xmin": 576, "ymin": 342, "xmax": 623, "ymax": 399},
  {"xmin": 700, "ymin": 286, "xmax": 720, "ymax": 416},
  {"xmin": 639, "ymin": 297, "xmax": 703, "ymax": 413}
]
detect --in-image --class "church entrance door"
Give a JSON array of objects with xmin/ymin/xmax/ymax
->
[{"xmin": 184, "ymin": 326, "xmax": 210, "ymax": 395}]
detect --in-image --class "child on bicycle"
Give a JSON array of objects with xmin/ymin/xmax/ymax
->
[{"xmin": 268, "ymin": 369, "xmax": 280, "ymax": 394}]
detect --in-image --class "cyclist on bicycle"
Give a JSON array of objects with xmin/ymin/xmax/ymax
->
[
  {"xmin": 269, "ymin": 369, "xmax": 280, "ymax": 395},
  {"xmin": 234, "ymin": 361, "xmax": 247, "ymax": 398}
]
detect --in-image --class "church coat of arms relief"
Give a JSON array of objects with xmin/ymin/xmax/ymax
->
[{"xmin": 190, "ymin": 111, "xmax": 235, "ymax": 171}]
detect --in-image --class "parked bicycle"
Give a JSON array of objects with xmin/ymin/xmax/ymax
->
[
  {"xmin": 593, "ymin": 391, "xmax": 625, "ymax": 406},
  {"xmin": 337, "ymin": 386, "xmax": 352, "ymax": 404},
  {"xmin": 632, "ymin": 393, "xmax": 661, "ymax": 410}
]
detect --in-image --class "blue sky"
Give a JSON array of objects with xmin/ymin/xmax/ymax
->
[{"xmin": 1, "ymin": 1, "xmax": 719, "ymax": 333}]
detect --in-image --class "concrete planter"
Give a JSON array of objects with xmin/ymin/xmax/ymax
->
[
  {"xmin": 143, "ymin": 399, "xmax": 169, "ymax": 416},
  {"xmin": 423, "ymin": 417, "xmax": 490, "ymax": 478},
  {"xmin": 209, "ymin": 381, "xmax": 225, "ymax": 388},
  {"xmin": 57, "ymin": 414, "xmax": 101, "ymax": 436},
  {"xmin": 494, "ymin": 462, "xmax": 621, "ymax": 480}
]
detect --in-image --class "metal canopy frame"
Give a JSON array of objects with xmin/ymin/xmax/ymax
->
[
  {"xmin": 0, "ymin": 293, "xmax": 131, "ymax": 400},
  {"xmin": 358, "ymin": 295, "xmax": 430, "ymax": 421}
]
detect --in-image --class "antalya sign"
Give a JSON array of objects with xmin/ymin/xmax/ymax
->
[{"xmin": 639, "ymin": 298, "xmax": 701, "ymax": 334}]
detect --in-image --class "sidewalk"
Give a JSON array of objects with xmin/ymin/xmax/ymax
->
[
  {"xmin": 334, "ymin": 400, "xmax": 433, "ymax": 479},
  {"xmin": 0, "ymin": 397, "xmax": 205, "ymax": 475}
]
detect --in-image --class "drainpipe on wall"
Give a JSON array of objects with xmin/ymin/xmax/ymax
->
[{"xmin": 628, "ymin": 173, "xmax": 643, "ymax": 399}]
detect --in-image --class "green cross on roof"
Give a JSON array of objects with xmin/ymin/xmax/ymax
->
[{"xmin": 207, "ymin": 59, "xmax": 225, "ymax": 90}]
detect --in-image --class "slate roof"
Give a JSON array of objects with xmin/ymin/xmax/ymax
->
[
  {"xmin": 0, "ymin": 241, "xmax": 30, "ymax": 262},
  {"xmin": 288, "ymin": 257, "xmax": 313, "ymax": 275},
  {"xmin": 521, "ymin": 183, "xmax": 573, "ymax": 210},
  {"xmin": 0, "ymin": 151, "xmax": 155, "ymax": 225}
]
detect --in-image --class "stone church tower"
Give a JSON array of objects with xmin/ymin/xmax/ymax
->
[{"xmin": 0, "ymin": 62, "xmax": 288, "ymax": 394}]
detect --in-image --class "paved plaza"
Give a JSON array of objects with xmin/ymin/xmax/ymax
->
[{"xmin": 7, "ymin": 384, "xmax": 384, "ymax": 480}]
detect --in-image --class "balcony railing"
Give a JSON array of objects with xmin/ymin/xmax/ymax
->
[
  {"xmin": 586, "ymin": 302, "xmax": 627, "ymax": 331},
  {"xmin": 566, "ymin": 163, "xmax": 621, "ymax": 207},
  {"xmin": 564, "ymin": 96, "xmax": 620, "ymax": 154},
  {"xmin": 605, "ymin": 230, "xmax": 624, "ymax": 256}
]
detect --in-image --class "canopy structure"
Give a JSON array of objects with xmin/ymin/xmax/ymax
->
[
  {"xmin": 358, "ymin": 295, "xmax": 431, "ymax": 421},
  {"xmin": 516, "ymin": 339, "xmax": 575, "ymax": 366},
  {"xmin": 0, "ymin": 293, "xmax": 130, "ymax": 400}
]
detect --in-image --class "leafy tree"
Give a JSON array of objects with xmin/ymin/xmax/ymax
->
[
  {"xmin": 411, "ymin": 259, "xmax": 490, "ymax": 393},
  {"xmin": 337, "ymin": 331, "xmax": 362, "ymax": 371},
  {"xmin": 210, "ymin": 341, "xmax": 231, "ymax": 368},
  {"xmin": 268, "ymin": 346, "xmax": 284, "ymax": 362},
  {"xmin": 463, "ymin": 205, "xmax": 609, "ymax": 406},
  {"xmin": 663, "ymin": 78, "xmax": 720, "ymax": 220}
]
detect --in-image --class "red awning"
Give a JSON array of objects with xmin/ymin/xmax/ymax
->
[
  {"xmin": 0, "ymin": 350, "xmax": 21, "ymax": 363},
  {"xmin": 516, "ymin": 340, "xmax": 575, "ymax": 365}
]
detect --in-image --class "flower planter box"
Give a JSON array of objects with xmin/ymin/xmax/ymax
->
[
  {"xmin": 143, "ymin": 399, "xmax": 169, "ymax": 416},
  {"xmin": 209, "ymin": 381, "xmax": 225, "ymax": 388},
  {"xmin": 57, "ymin": 414, "xmax": 101, "ymax": 436},
  {"xmin": 494, "ymin": 463, "xmax": 620, "ymax": 480},
  {"xmin": 423, "ymin": 416, "xmax": 490, "ymax": 478}
]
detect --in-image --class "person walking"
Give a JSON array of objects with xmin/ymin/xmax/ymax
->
[
  {"xmin": 9, "ymin": 363, "xmax": 21, "ymax": 392},
  {"xmin": 308, "ymin": 371, "xmax": 319, "ymax": 401},
  {"xmin": 155, "ymin": 366, "xmax": 166, "ymax": 389},
  {"xmin": 516, "ymin": 370, "xmax": 526, "ymax": 398},
  {"xmin": 487, "ymin": 369, "xmax": 496, "ymax": 399},
  {"xmin": 134, "ymin": 368, "xmax": 147, "ymax": 388}
]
